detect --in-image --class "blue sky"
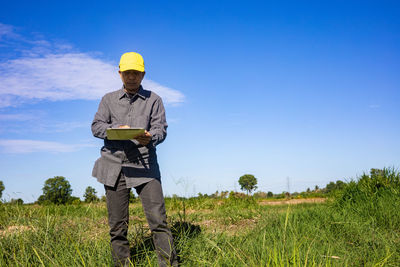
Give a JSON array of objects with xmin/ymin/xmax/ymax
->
[{"xmin": 0, "ymin": 1, "xmax": 399, "ymax": 202}]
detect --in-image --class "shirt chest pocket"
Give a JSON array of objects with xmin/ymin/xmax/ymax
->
[{"xmin": 131, "ymin": 114, "xmax": 150, "ymax": 130}]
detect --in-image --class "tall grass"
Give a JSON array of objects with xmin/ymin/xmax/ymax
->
[
  {"xmin": 335, "ymin": 167, "xmax": 400, "ymax": 230},
  {"xmin": 1, "ymin": 168, "xmax": 399, "ymax": 266}
]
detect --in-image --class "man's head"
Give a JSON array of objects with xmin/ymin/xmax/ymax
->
[{"xmin": 119, "ymin": 52, "xmax": 146, "ymax": 94}]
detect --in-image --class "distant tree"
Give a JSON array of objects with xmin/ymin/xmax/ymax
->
[
  {"xmin": 0, "ymin": 180, "xmax": 4, "ymax": 199},
  {"xmin": 10, "ymin": 198, "xmax": 23, "ymax": 205},
  {"xmin": 129, "ymin": 191, "xmax": 136, "ymax": 203},
  {"xmin": 267, "ymin": 191, "xmax": 273, "ymax": 198},
  {"xmin": 39, "ymin": 176, "xmax": 72, "ymax": 204},
  {"xmin": 325, "ymin": 181, "xmax": 336, "ymax": 193},
  {"xmin": 314, "ymin": 185, "xmax": 320, "ymax": 191},
  {"xmin": 84, "ymin": 186, "xmax": 99, "ymax": 203},
  {"xmin": 100, "ymin": 195, "xmax": 107, "ymax": 202},
  {"xmin": 238, "ymin": 174, "xmax": 258, "ymax": 195},
  {"xmin": 325, "ymin": 180, "xmax": 346, "ymax": 194}
]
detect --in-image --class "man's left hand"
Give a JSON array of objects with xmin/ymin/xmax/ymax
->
[{"xmin": 135, "ymin": 130, "xmax": 152, "ymax": 146}]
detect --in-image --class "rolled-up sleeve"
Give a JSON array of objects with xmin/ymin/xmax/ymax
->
[{"xmin": 148, "ymin": 97, "xmax": 168, "ymax": 147}]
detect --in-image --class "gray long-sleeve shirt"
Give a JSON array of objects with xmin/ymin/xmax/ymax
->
[{"xmin": 91, "ymin": 85, "xmax": 168, "ymax": 188}]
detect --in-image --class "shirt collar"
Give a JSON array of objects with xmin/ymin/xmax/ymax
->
[{"xmin": 118, "ymin": 85, "xmax": 146, "ymax": 100}]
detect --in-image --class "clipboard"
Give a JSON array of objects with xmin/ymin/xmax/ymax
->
[{"xmin": 106, "ymin": 128, "xmax": 145, "ymax": 140}]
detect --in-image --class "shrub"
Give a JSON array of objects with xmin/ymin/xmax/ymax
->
[
  {"xmin": 253, "ymin": 191, "xmax": 267, "ymax": 199},
  {"xmin": 228, "ymin": 191, "xmax": 247, "ymax": 199},
  {"xmin": 335, "ymin": 167, "xmax": 400, "ymax": 229},
  {"xmin": 337, "ymin": 168, "xmax": 399, "ymax": 205},
  {"xmin": 129, "ymin": 191, "xmax": 136, "ymax": 203},
  {"xmin": 68, "ymin": 196, "xmax": 82, "ymax": 205}
]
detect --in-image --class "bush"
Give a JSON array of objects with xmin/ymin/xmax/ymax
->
[
  {"xmin": 253, "ymin": 191, "xmax": 267, "ymax": 199},
  {"xmin": 68, "ymin": 197, "xmax": 82, "ymax": 205},
  {"xmin": 337, "ymin": 168, "xmax": 399, "ymax": 204},
  {"xmin": 274, "ymin": 193, "xmax": 286, "ymax": 199},
  {"xmin": 335, "ymin": 167, "xmax": 400, "ymax": 229},
  {"xmin": 228, "ymin": 191, "xmax": 247, "ymax": 199}
]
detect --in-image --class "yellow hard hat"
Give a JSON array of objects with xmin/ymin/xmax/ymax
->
[{"xmin": 119, "ymin": 52, "xmax": 145, "ymax": 72}]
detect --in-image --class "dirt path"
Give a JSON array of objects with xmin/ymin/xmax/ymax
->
[{"xmin": 259, "ymin": 198, "xmax": 326, "ymax": 206}]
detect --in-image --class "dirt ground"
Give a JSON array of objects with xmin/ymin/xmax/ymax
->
[{"xmin": 259, "ymin": 198, "xmax": 326, "ymax": 206}]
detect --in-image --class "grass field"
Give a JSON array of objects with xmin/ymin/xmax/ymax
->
[{"xmin": 1, "ymin": 169, "xmax": 399, "ymax": 266}]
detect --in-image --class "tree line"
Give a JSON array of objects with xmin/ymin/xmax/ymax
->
[{"xmin": 0, "ymin": 170, "xmax": 385, "ymax": 204}]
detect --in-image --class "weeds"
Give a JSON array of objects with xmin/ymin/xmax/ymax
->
[{"xmin": 1, "ymin": 168, "xmax": 399, "ymax": 266}]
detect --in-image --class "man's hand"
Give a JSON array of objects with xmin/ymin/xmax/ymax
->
[
  {"xmin": 118, "ymin": 125, "xmax": 131, "ymax": 129},
  {"xmin": 135, "ymin": 130, "xmax": 152, "ymax": 146}
]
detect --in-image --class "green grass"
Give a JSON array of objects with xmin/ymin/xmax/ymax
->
[{"xmin": 1, "ymin": 168, "xmax": 399, "ymax": 266}]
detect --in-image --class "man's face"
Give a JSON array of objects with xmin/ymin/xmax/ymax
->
[{"xmin": 119, "ymin": 70, "xmax": 145, "ymax": 93}]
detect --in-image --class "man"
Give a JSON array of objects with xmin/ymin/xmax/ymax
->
[{"xmin": 91, "ymin": 52, "xmax": 178, "ymax": 266}]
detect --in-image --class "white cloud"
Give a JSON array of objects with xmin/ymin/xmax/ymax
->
[
  {"xmin": 0, "ymin": 139, "xmax": 95, "ymax": 153},
  {"xmin": 0, "ymin": 23, "xmax": 185, "ymax": 107},
  {"xmin": 0, "ymin": 113, "xmax": 37, "ymax": 121},
  {"xmin": 0, "ymin": 23, "xmax": 19, "ymax": 40},
  {"xmin": 0, "ymin": 119, "xmax": 89, "ymax": 134},
  {"xmin": 0, "ymin": 53, "xmax": 119, "ymax": 101},
  {"xmin": 142, "ymin": 79, "xmax": 184, "ymax": 106},
  {"xmin": 35, "ymin": 121, "xmax": 89, "ymax": 133}
]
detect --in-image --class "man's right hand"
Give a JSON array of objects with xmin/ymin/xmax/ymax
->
[{"xmin": 118, "ymin": 125, "xmax": 130, "ymax": 128}]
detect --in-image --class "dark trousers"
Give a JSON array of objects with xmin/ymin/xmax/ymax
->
[{"xmin": 105, "ymin": 174, "xmax": 177, "ymax": 266}]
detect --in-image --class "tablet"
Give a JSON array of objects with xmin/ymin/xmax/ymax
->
[{"xmin": 106, "ymin": 128, "xmax": 146, "ymax": 140}]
